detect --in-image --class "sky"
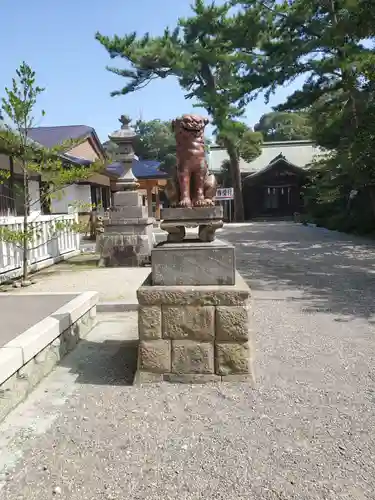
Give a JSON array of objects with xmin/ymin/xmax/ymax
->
[{"xmin": 0, "ymin": 0, "xmax": 304, "ymax": 142}]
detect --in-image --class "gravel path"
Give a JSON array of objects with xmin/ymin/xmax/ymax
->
[{"xmin": 1, "ymin": 222, "xmax": 375, "ymax": 499}]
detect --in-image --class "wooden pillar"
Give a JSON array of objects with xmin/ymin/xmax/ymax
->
[
  {"xmin": 155, "ymin": 185, "xmax": 161, "ymax": 220},
  {"xmin": 146, "ymin": 182, "xmax": 153, "ymax": 217}
]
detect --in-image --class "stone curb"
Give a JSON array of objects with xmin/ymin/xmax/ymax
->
[
  {"xmin": 0, "ymin": 291, "xmax": 99, "ymax": 386},
  {"xmin": 97, "ymin": 302, "xmax": 138, "ymax": 313}
]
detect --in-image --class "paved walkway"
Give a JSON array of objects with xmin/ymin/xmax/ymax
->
[
  {"xmin": 1, "ymin": 223, "xmax": 375, "ymax": 499},
  {"xmin": 4, "ymin": 256, "xmax": 150, "ymax": 304},
  {"xmin": 0, "ymin": 294, "xmax": 78, "ymax": 346}
]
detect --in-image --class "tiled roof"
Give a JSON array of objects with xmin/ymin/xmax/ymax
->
[
  {"xmin": 62, "ymin": 153, "xmax": 92, "ymax": 166},
  {"xmin": 106, "ymin": 159, "xmax": 169, "ymax": 180},
  {"xmin": 209, "ymin": 140, "xmax": 323, "ymax": 174},
  {"xmin": 133, "ymin": 159, "xmax": 169, "ymax": 179},
  {"xmin": 243, "ymin": 153, "xmax": 306, "ymax": 182},
  {"xmin": 27, "ymin": 125, "xmax": 94, "ymax": 148}
]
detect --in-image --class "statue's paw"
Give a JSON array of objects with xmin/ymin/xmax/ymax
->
[
  {"xmin": 194, "ymin": 198, "xmax": 213, "ymax": 207},
  {"xmin": 178, "ymin": 198, "xmax": 192, "ymax": 208},
  {"xmin": 193, "ymin": 198, "xmax": 206, "ymax": 207}
]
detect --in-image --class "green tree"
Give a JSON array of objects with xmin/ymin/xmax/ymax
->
[
  {"xmin": 96, "ymin": 0, "xmax": 269, "ymax": 221},
  {"xmin": 104, "ymin": 118, "xmax": 176, "ymax": 169},
  {"xmin": 234, "ymin": 0, "xmax": 375, "ymax": 232},
  {"xmin": 103, "ymin": 118, "xmax": 213, "ymax": 175},
  {"xmin": 217, "ymin": 121, "xmax": 262, "ymax": 188},
  {"xmin": 254, "ymin": 111, "xmax": 312, "ymax": 141},
  {"xmin": 133, "ymin": 119, "xmax": 176, "ymax": 173},
  {"xmin": 0, "ymin": 63, "xmax": 105, "ymax": 282}
]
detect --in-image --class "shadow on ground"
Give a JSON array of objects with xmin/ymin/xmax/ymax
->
[
  {"xmin": 59, "ymin": 338, "xmax": 138, "ymax": 386},
  {"xmin": 220, "ymin": 222, "xmax": 375, "ymax": 320}
]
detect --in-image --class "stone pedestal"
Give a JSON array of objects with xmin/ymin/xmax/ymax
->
[
  {"xmin": 135, "ymin": 270, "xmax": 255, "ymax": 385},
  {"xmin": 152, "ymin": 240, "xmax": 235, "ymax": 286},
  {"xmin": 160, "ymin": 206, "xmax": 223, "ymax": 243},
  {"xmin": 97, "ymin": 191, "xmax": 154, "ymax": 267}
]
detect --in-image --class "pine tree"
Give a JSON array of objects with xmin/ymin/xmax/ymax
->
[{"xmin": 96, "ymin": 0, "xmax": 269, "ymax": 221}]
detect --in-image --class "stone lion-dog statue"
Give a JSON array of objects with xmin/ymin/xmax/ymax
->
[{"xmin": 165, "ymin": 114, "xmax": 217, "ymax": 207}]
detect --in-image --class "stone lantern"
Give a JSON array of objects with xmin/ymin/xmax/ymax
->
[
  {"xmin": 96, "ymin": 115, "xmax": 154, "ymax": 267},
  {"xmin": 108, "ymin": 115, "xmax": 139, "ymax": 192}
]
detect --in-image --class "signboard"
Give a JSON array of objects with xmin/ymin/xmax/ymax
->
[{"xmin": 216, "ymin": 187, "xmax": 234, "ymax": 200}]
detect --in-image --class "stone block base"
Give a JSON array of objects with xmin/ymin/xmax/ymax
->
[{"xmin": 135, "ymin": 271, "xmax": 255, "ymax": 384}]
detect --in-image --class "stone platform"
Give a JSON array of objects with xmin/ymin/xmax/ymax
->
[
  {"xmin": 135, "ymin": 271, "xmax": 254, "ymax": 384},
  {"xmin": 152, "ymin": 239, "xmax": 235, "ymax": 286},
  {"xmin": 160, "ymin": 206, "xmax": 223, "ymax": 243}
]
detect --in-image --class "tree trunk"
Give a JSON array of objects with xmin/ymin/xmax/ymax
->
[
  {"xmin": 224, "ymin": 139, "xmax": 244, "ymax": 222},
  {"xmin": 22, "ymin": 169, "xmax": 29, "ymax": 281}
]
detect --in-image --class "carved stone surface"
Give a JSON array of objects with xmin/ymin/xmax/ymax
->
[
  {"xmin": 215, "ymin": 342, "xmax": 251, "ymax": 375},
  {"xmin": 216, "ymin": 305, "xmax": 250, "ymax": 341},
  {"xmin": 151, "ymin": 240, "xmax": 235, "ymax": 286},
  {"xmin": 97, "ymin": 187, "xmax": 154, "ymax": 266},
  {"xmin": 198, "ymin": 221, "xmax": 224, "ymax": 242},
  {"xmin": 160, "ymin": 206, "xmax": 223, "ymax": 243},
  {"xmin": 137, "ymin": 271, "xmax": 250, "ymax": 306},
  {"xmin": 171, "ymin": 340, "xmax": 214, "ymax": 374},
  {"xmin": 138, "ymin": 340, "xmax": 170, "ymax": 373},
  {"xmin": 161, "ymin": 206, "xmax": 223, "ymax": 221},
  {"xmin": 138, "ymin": 306, "xmax": 162, "ymax": 340},
  {"xmin": 159, "ymin": 222, "xmax": 186, "ymax": 243},
  {"xmin": 162, "ymin": 305, "xmax": 215, "ymax": 340},
  {"xmin": 135, "ymin": 271, "xmax": 255, "ymax": 385},
  {"xmin": 97, "ymin": 233, "xmax": 150, "ymax": 267},
  {"xmin": 165, "ymin": 114, "xmax": 217, "ymax": 208}
]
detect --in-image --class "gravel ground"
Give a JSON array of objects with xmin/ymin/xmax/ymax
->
[{"xmin": 1, "ymin": 222, "xmax": 375, "ymax": 500}]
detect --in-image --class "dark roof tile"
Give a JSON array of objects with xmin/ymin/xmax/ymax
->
[
  {"xmin": 28, "ymin": 125, "xmax": 93, "ymax": 148},
  {"xmin": 106, "ymin": 159, "xmax": 169, "ymax": 179}
]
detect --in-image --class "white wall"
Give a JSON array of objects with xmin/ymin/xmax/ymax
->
[
  {"xmin": 51, "ymin": 184, "xmax": 92, "ymax": 214},
  {"xmin": 28, "ymin": 179, "xmax": 41, "ymax": 215}
]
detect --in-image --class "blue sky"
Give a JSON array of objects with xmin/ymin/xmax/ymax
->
[{"xmin": 0, "ymin": 0, "xmax": 303, "ymax": 141}]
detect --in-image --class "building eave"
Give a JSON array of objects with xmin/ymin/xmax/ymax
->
[{"xmin": 243, "ymin": 156, "xmax": 307, "ymax": 183}]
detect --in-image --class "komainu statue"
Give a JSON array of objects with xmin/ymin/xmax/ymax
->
[{"xmin": 165, "ymin": 114, "xmax": 217, "ymax": 207}]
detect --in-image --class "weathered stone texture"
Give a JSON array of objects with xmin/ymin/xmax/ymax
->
[
  {"xmin": 97, "ymin": 233, "xmax": 151, "ymax": 267},
  {"xmin": 216, "ymin": 305, "xmax": 250, "ymax": 341},
  {"xmin": 215, "ymin": 342, "xmax": 251, "ymax": 375},
  {"xmin": 152, "ymin": 240, "xmax": 234, "ymax": 286},
  {"xmin": 138, "ymin": 340, "xmax": 171, "ymax": 373},
  {"xmin": 134, "ymin": 371, "xmax": 163, "ymax": 384},
  {"xmin": 164, "ymin": 373, "xmax": 220, "ymax": 384},
  {"xmin": 162, "ymin": 306, "xmax": 214, "ymax": 341},
  {"xmin": 136, "ymin": 270, "xmax": 254, "ymax": 384},
  {"xmin": 161, "ymin": 206, "xmax": 223, "ymax": 221},
  {"xmin": 172, "ymin": 340, "xmax": 214, "ymax": 374},
  {"xmin": 138, "ymin": 306, "xmax": 162, "ymax": 339},
  {"xmin": 138, "ymin": 271, "xmax": 250, "ymax": 306}
]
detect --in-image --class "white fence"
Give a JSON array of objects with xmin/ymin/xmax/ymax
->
[{"xmin": 0, "ymin": 214, "xmax": 80, "ymax": 282}]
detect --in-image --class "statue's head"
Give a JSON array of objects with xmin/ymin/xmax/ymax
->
[{"xmin": 172, "ymin": 114, "xmax": 209, "ymax": 135}]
